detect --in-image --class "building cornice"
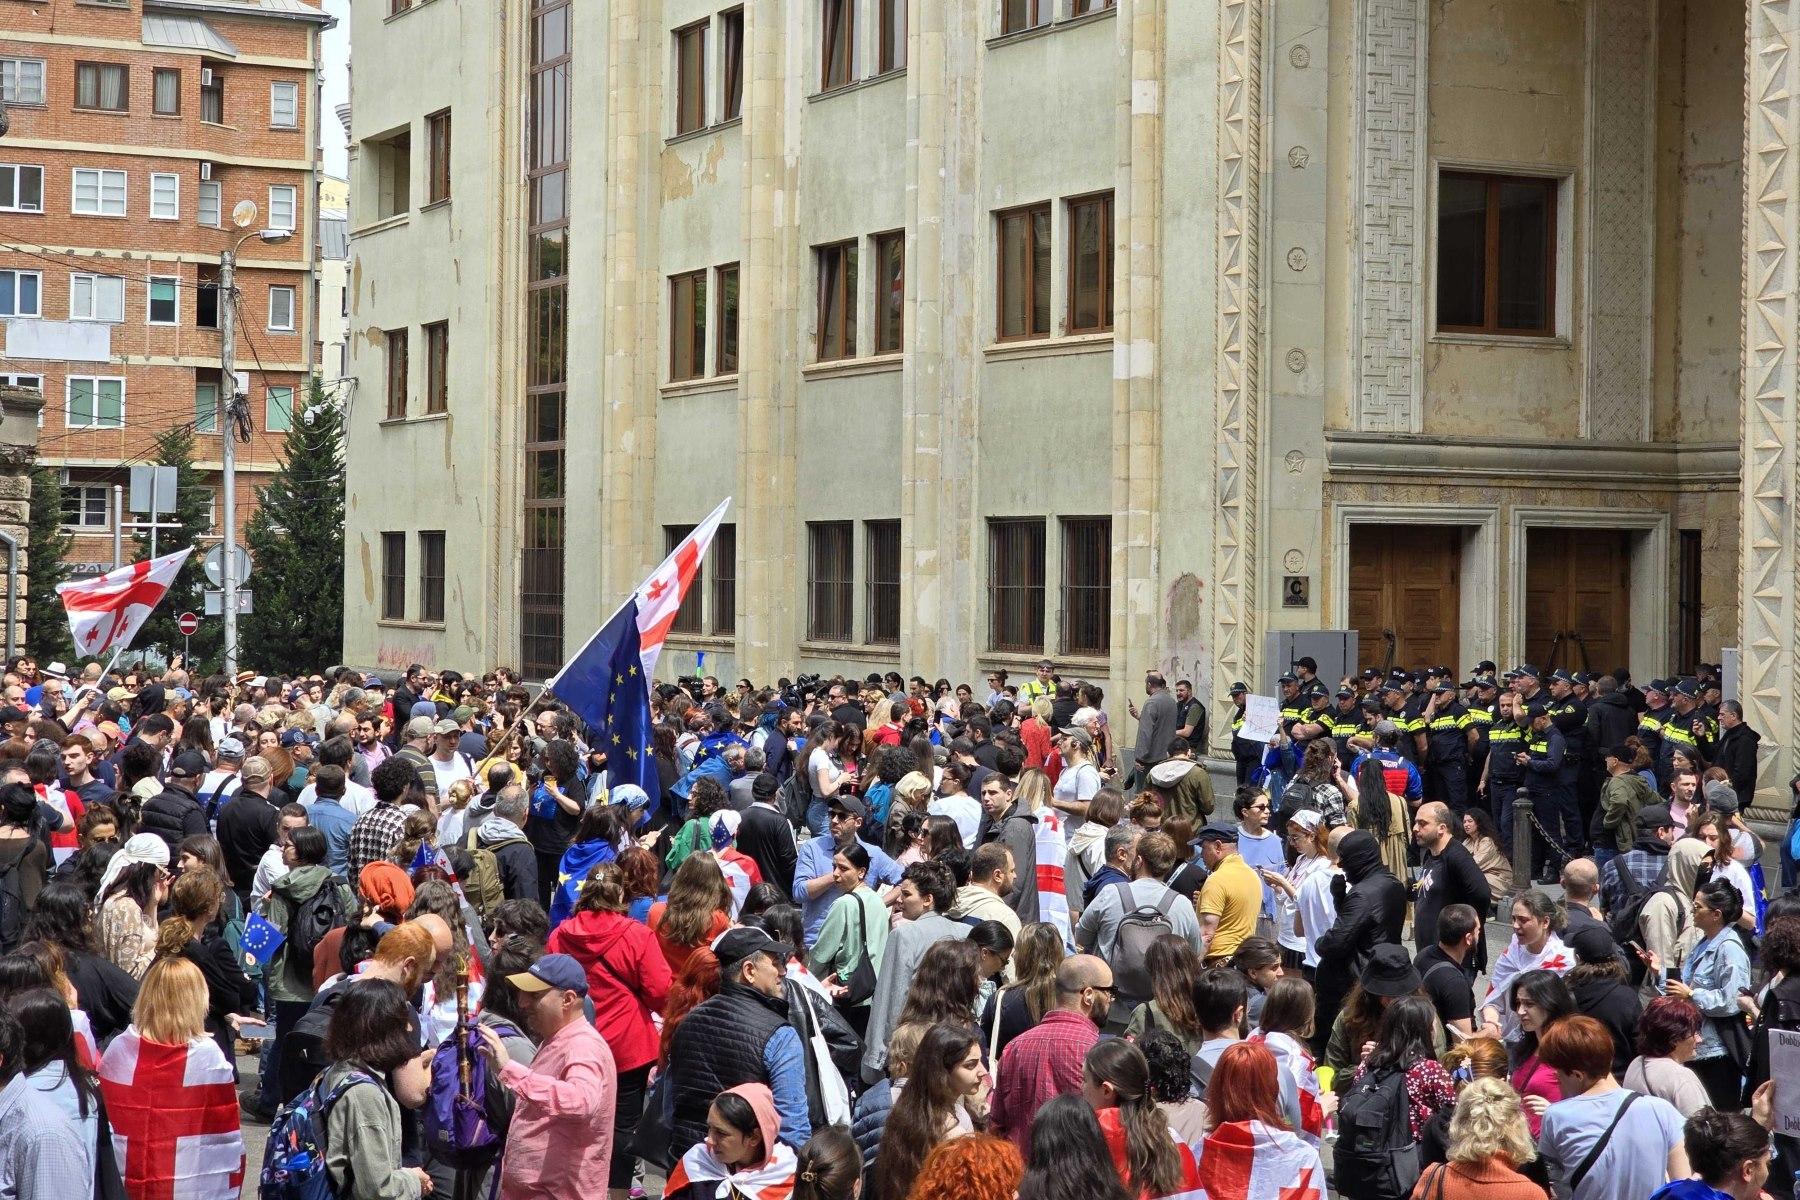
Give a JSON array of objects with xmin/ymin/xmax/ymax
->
[
  {"xmin": 1324, "ymin": 431, "xmax": 1740, "ymax": 487},
  {"xmin": 142, "ymin": 0, "xmax": 336, "ymax": 29}
]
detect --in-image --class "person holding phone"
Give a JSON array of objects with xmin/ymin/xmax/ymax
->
[{"xmin": 1644, "ymin": 877, "xmax": 1751, "ymax": 1111}]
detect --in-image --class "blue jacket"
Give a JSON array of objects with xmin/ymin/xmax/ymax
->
[{"xmin": 850, "ymin": 1077, "xmax": 893, "ymax": 1172}]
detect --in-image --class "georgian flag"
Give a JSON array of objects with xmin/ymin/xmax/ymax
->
[
  {"xmin": 666, "ymin": 1138, "xmax": 797, "ymax": 1200},
  {"xmin": 1187, "ymin": 1120, "xmax": 1327, "ymax": 1200},
  {"xmin": 631, "ymin": 497, "xmax": 730, "ymax": 679},
  {"xmin": 1481, "ymin": 931, "xmax": 1572, "ymax": 1041},
  {"xmin": 57, "ymin": 547, "xmax": 192, "ymax": 657},
  {"xmin": 1034, "ymin": 806, "xmax": 1071, "ymax": 948},
  {"xmin": 97, "ymin": 1027, "xmax": 245, "ymax": 1200},
  {"xmin": 1251, "ymin": 1030, "xmax": 1327, "ymax": 1146}
]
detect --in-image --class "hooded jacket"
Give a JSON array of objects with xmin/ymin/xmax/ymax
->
[
  {"xmin": 1597, "ymin": 771, "xmax": 1655, "ymax": 853},
  {"xmin": 1715, "ymin": 722, "xmax": 1761, "ymax": 810},
  {"xmin": 1314, "ymin": 831, "xmax": 1406, "ymax": 1019},
  {"xmin": 666, "ymin": 1083, "xmax": 797, "ymax": 1200},
  {"xmin": 1587, "ymin": 691, "xmax": 1640, "ymax": 758},
  {"xmin": 266, "ymin": 863, "xmax": 350, "ymax": 1003},
  {"xmin": 1640, "ymin": 838, "xmax": 1708, "ymax": 994},
  {"xmin": 546, "ymin": 906, "xmax": 670, "ymax": 1073}
]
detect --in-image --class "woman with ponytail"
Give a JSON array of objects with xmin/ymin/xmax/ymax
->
[
  {"xmin": 1082, "ymin": 1039, "xmax": 1200, "ymax": 1199},
  {"xmin": 156, "ymin": 865, "xmax": 258, "ymax": 1064}
]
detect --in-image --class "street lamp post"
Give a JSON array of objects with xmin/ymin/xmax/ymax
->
[{"xmin": 219, "ymin": 225, "xmax": 290, "ymax": 676}]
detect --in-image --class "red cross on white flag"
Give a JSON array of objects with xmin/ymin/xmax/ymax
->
[
  {"xmin": 634, "ymin": 497, "xmax": 730, "ymax": 678},
  {"xmin": 56, "ymin": 547, "xmax": 193, "ymax": 657}
]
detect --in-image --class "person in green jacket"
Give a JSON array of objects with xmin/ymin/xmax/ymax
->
[
  {"xmin": 1600, "ymin": 743, "xmax": 1655, "ymax": 857},
  {"xmin": 665, "ymin": 777, "xmax": 733, "ymax": 873},
  {"xmin": 264, "ymin": 826, "xmax": 356, "ymax": 1049},
  {"xmin": 808, "ymin": 842, "xmax": 888, "ymax": 1033},
  {"xmin": 319, "ymin": 978, "xmax": 434, "ymax": 1200}
]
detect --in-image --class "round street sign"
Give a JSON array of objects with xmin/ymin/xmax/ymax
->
[
  {"xmin": 203, "ymin": 545, "xmax": 252, "ymax": 589},
  {"xmin": 177, "ymin": 612, "xmax": 200, "ymax": 636}
]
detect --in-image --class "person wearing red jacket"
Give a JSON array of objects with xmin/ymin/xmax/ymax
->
[{"xmin": 546, "ymin": 861, "xmax": 673, "ymax": 1197}]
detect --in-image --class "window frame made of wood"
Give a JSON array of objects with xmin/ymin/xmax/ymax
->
[
  {"xmin": 873, "ymin": 229, "xmax": 904, "ymax": 354},
  {"xmin": 821, "ymin": 0, "xmax": 854, "ymax": 91},
  {"xmin": 423, "ymin": 320, "xmax": 449, "ymax": 413},
  {"xmin": 715, "ymin": 262, "xmax": 739, "ymax": 375},
  {"xmin": 152, "ymin": 68, "xmax": 180, "ymax": 116},
  {"xmin": 664, "ymin": 524, "xmax": 704, "ymax": 634},
  {"xmin": 807, "ymin": 520, "xmax": 855, "ymax": 643},
  {"xmin": 712, "ymin": 522, "xmax": 737, "ymax": 635},
  {"xmin": 674, "ymin": 21, "xmax": 707, "ymax": 136},
  {"xmin": 1000, "ymin": 0, "xmax": 1049, "ymax": 36},
  {"xmin": 669, "ymin": 269, "xmax": 708, "ymax": 381},
  {"xmin": 987, "ymin": 517, "xmax": 1046, "ymax": 654},
  {"xmin": 426, "ymin": 109, "xmax": 452, "ymax": 204},
  {"xmin": 1059, "ymin": 516, "xmax": 1111, "ymax": 656},
  {"xmin": 74, "ymin": 61, "xmax": 128, "ymax": 112},
  {"xmin": 380, "ymin": 532, "xmax": 406, "ymax": 620},
  {"xmin": 878, "ymin": 0, "xmax": 906, "ymax": 72},
  {"xmin": 385, "ymin": 327, "xmax": 409, "ymax": 419},
  {"xmin": 1066, "ymin": 191, "xmax": 1113, "ymax": 334},
  {"xmin": 418, "ymin": 530, "xmax": 446, "ymax": 623},
  {"xmin": 995, "ymin": 203, "xmax": 1051, "ymax": 341},
  {"xmin": 865, "ymin": 518, "xmax": 901, "ymax": 645},
  {"xmin": 1434, "ymin": 170, "xmax": 1557, "ymax": 338},
  {"xmin": 815, "ymin": 239, "xmax": 858, "ymax": 361},
  {"xmin": 720, "ymin": 7, "xmax": 744, "ymax": 121}
]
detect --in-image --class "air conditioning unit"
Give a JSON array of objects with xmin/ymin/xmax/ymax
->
[
  {"xmin": 201, "ymin": 68, "xmax": 215, "ymax": 87},
  {"xmin": 199, "ymin": 162, "xmax": 214, "ymax": 181}
]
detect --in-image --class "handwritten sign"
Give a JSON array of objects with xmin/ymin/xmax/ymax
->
[
  {"xmin": 1240, "ymin": 694, "xmax": 1281, "ymax": 744},
  {"xmin": 1773, "ymin": 1028, "xmax": 1800, "ymax": 1137}
]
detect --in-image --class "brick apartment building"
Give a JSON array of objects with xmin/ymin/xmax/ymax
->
[{"xmin": 0, "ymin": 0, "xmax": 332, "ymax": 578}]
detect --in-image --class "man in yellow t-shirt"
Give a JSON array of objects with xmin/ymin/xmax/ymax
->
[{"xmin": 1196, "ymin": 821, "xmax": 1262, "ymax": 964}]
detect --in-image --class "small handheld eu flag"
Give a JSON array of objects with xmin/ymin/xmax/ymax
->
[{"xmin": 241, "ymin": 913, "xmax": 285, "ymax": 967}]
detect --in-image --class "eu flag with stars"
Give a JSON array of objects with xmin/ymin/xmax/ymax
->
[
  {"xmin": 547, "ymin": 599, "xmax": 661, "ymax": 816},
  {"xmin": 241, "ymin": 913, "xmax": 285, "ymax": 967}
]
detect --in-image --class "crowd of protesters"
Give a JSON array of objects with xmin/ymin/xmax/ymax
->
[{"xmin": 0, "ymin": 652, "xmax": 1784, "ymax": 1200}]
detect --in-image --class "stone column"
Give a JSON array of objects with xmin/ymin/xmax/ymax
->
[
  {"xmin": 1109, "ymin": 0, "xmax": 1164, "ymax": 691},
  {"xmin": 1740, "ymin": 0, "xmax": 1800, "ymax": 803},
  {"xmin": 900, "ymin": 0, "xmax": 982, "ymax": 677},
  {"xmin": 0, "ymin": 385, "xmax": 43, "ymax": 660},
  {"xmin": 736, "ymin": 0, "xmax": 802, "ymax": 683}
]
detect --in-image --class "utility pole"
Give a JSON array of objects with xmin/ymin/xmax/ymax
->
[{"xmin": 219, "ymin": 246, "xmax": 240, "ymax": 678}]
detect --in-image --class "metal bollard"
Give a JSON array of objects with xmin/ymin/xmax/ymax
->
[{"xmin": 1511, "ymin": 785, "xmax": 1534, "ymax": 901}]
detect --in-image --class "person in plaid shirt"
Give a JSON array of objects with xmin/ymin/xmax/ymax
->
[
  {"xmin": 348, "ymin": 756, "xmax": 420, "ymax": 878},
  {"xmin": 1599, "ymin": 803, "xmax": 1678, "ymax": 918},
  {"xmin": 988, "ymin": 953, "xmax": 1113, "ymax": 1156}
]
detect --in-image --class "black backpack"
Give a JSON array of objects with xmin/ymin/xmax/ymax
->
[
  {"xmin": 1605, "ymin": 864, "xmax": 1679, "ymax": 986},
  {"xmin": 0, "ymin": 855, "xmax": 27, "ymax": 956},
  {"xmin": 285, "ymin": 881, "xmax": 349, "ymax": 984},
  {"xmin": 1333, "ymin": 1064, "xmax": 1422, "ymax": 1200},
  {"xmin": 1110, "ymin": 882, "xmax": 1177, "ymax": 1002}
]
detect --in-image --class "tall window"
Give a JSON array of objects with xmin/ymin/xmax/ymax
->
[
  {"xmin": 71, "ymin": 169, "xmax": 127, "ymax": 217},
  {"xmin": 381, "ymin": 533, "xmax": 406, "ymax": 620},
  {"xmin": 0, "ymin": 59, "xmax": 46, "ymax": 106},
  {"xmin": 0, "ymin": 271, "xmax": 40, "ymax": 319},
  {"xmin": 200, "ymin": 68, "xmax": 223, "ymax": 123},
  {"xmin": 268, "ymin": 286, "xmax": 295, "ymax": 331},
  {"xmin": 0, "ymin": 164, "xmax": 43, "ymax": 213},
  {"xmin": 873, "ymin": 230, "xmax": 903, "ymax": 354},
  {"xmin": 198, "ymin": 180, "xmax": 221, "ymax": 227},
  {"xmin": 878, "ymin": 0, "xmax": 906, "ymax": 71},
  {"xmin": 149, "ymin": 173, "xmax": 179, "ymax": 220},
  {"xmin": 669, "ymin": 271, "xmax": 707, "ymax": 380},
  {"xmin": 816, "ymin": 240, "xmax": 857, "ymax": 361},
  {"xmin": 146, "ymin": 276, "xmax": 177, "ymax": 324},
  {"xmin": 720, "ymin": 8, "xmax": 744, "ymax": 121},
  {"xmin": 821, "ymin": 0, "xmax": 853, "ymax": 89},
  {"xmin": 1060, "ymin": 517, "xmax": 1111, "ymax": 654},
  {"xmin": 66, "ymin": 377, "xmax": 124, "ymax": 430},
  {"xmin": 1000, "ymin": 0, "xmax": 1048, "ymax": 34},
  {"xmin": 424, "ymin": 321, "xmax": 448, "ymax": 412},
  {"xmin": 419, "ymin": 532, "xmax": 446, "ymax": 622},
  {"xmin": 270, "ymin": 81, "xmax": 299, "ymax": 128},
  {"xmin": 866, "ymin": 519, "xmax": 900, "ymax": 644},
  {"xmin": 665, "ymin": 525, "xmax": 703, "ymax": 634},
  {"xmin": 196, "ymin": 266, "xmax": 220, "ymax": 328},
  {"xmin": 152, "ymin": 68, "xmax": 180, "ymax": 115},
  {"xmin": 716, "ymin": 263, "xmax": 739, "ymax": 374},
  {"xmin": 268, "ymin": 185, "xmax": 297, "ymax": 230},
  {"xmin": 997, "ymin": 203, "xmax": 1050, "ymax": 340},
  {"xmin": 987, "ymin": 518, "xmax": 1046, "ymax": 653},
  {"xmin": 523, "ymin": 0, "xmax": 571, "ymax": 678},
  {"xmin": 1068, "ymin": 192, "xmax": 1113, "ymax": 333},
  {"xmin": 385, "ymin": 328, "xmax": 408, "ymax": 419},
  {"xmin": 266, "ymin": 385, "xmax": 293, "ymax": 432},
  {"xmin": 674, "ymin": 22, "xmax": 707, "ymax": 134},
  {"xmin": 195, "ymin": 381, "xmax": 219, "ymax": 434},
  {"xmin": 370, "ymin": 130, "xmax": 411, "ymax": 219},
  {"xmin": 1436, "ymin": 171, "xmax": 1556, "ymax": 336},
  {"xmin": 807, "ymin": 522, "xmax": 854, "ymax": 642},
  {"xmin": 74, "ymin": 62, "xmax": 128, "ymax": 111},
  {"xmin": 712, "ymin": 522, "xmax": 736, "ymax": 635},
  {"xmin": 426, "ymin": 109, "xmax": 451, "ymax": 203}
]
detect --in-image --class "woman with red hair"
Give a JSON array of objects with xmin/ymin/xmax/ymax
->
[
  {"xmin": 1191, "ymin": 1042, "xmax": 1327, "ymax": 1200},
  {"xmin": 904, "ymin": 1133, "xmax": 1022, "ymax": 1200}
]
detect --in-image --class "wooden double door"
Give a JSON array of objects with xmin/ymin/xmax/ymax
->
[
  {"xmin": 1525, "ymin": 528, "xmax": 1632, "ymax": 675},
  {"xmin": 1348, "ymin": 526, "xmax": 1461, "ymax": 674}
]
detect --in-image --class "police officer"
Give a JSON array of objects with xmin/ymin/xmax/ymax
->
[
  {"xmin": 1517, "ymin": 702, "xmax": 1578, "ymax": 882},
  {"xmin": 1658, "ymin": 680, "xmax": 1708, "ymax": 783},
  {"xmin": 1513, "ymin": 663, "xmax": 1547, "ymax": 710},
  {"xmin": 1326, "ymin": 687, "xmax": 1367, "ymax": 775},
  {"xmin": 1544, "ymin": 669, "xmax": 1591, "ymax": 840},
  {"xmin": 1227, "ymin": 681, "xmax": 1261, "ymax": 786},
  {"xmin": 1462, "ymin": 676, "xmax": 1499, "ymax": 811},
  {"xmin": 1292, "ymin": 683, "xmax": 1333, "ymax": 744},
  {"xmin": 1481, "ymin": 690, "xmax": 1526, "ymax": 850},
  {"xmin": 1423, "ymin": 681, "xmax": 1475, "ymax": 812},
  {"xmin": 1378, "ymin": 682, "xmax": 1421, "ymax": 764},
  {"xmin": 1356, "ymin": 667, "xmax": 1383, "ymax": 701},
  {"xmin": 1292, "ymin": 657, "xmax": 1320, "ymax": 690},
  {"xmin": 1277, "ymin": 674, "xmax": 1306, "ymax": 735}
]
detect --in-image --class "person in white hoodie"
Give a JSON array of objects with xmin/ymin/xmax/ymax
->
[{"xmin": 1063, "ymin": 789, "xmax": 1125, "ymax": 920}]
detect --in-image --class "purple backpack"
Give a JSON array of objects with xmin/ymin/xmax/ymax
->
[{"xmin": 422, "ymin": 1022, "xmax": 520, "ymax": 1169}]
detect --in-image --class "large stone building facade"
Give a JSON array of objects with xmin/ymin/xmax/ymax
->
[{"xmin": 344, "ymin": 0, "xmax": 1796, "ymax": 789}]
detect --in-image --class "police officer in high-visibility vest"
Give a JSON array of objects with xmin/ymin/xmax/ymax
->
[
  {"xmin": 1379, "ymin": 682, "xmax": 1422, "ymax": 764},
  {"xmin": 1481, "ymin": 689, "xmax": 1527, "ymax": 850},
  {"xmin": 1463, "ymin": 676, "xmax": 1499, "ymax": 812},
  {"xmin": 1327, "ymin": 687, "xmax": 1368, "ymax": 776},
  {"xmin": 1293, "ymin": 683, "xmax": 1332, "ymax": 744},
  {"xmin": 1276, "ymin": 675, "xmax": 1307, "ymax": 733},
  {"xmin": 1422, "ymin": 681, "xmax": 1476, "ymax": 812},
  {"xmin": 1658, "ymin": 679, "xmax": 1709, "ymax": 784},
  {"xmin": 1228, "ymin": 681, "xmax": 1261, "ymax": 785},
  {"xmin": 1518, "ymin": 702, "xmax": 1579, "ymax": 882}
]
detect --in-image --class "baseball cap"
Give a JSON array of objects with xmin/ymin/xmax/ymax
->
[
  {"xmin": 1703, "ymin": 779, "xmax": 1739, "ymax": 814},
  {"xmin": 507, "ymin": 953, "xmax": 589, "ymax": 996},
  {"xmin": 1359, "ymin": 668, "xmax": 1382, "ymax": 681},
  {"xmin": 712, "ymin": 927, "xmax": 792, "ymax": 975},
  {"xmin": 409, "ymin": 700, "xmax": 438, "ymax": 719},
  {"xmin": 1524, "ymin": 703, "xmax": 1548, "ymax": 721},
  {"xmin": 1195, "ymin": 820, "xmax": 1239, "ymax": 844},
  {"xmin": 1277, "ymin": 674, "xmax": 1298, "ymax": 685},
  {"xmin": 1430, "ymin": 683, "xmax": 1453, "ymax": 694},
  {"xmin": 828, "ymin": 794, "xmax": 868, "ymax": 821},
  {"xmin": 241, "ymin": 756, "xmax": 273, "ymax": 785},
  {"xmin": 0, "ymin": 706, "xmax": 28, "ymax": 725},
  {"xmin": 710, "ymin": 809, "xmax": 742, "ymax": 848},
  {"xmin": 1636, "ymin": 804, "xmax": 1674, "ymax": 831},
  {"xmin": 167, "ymin": 750, "xmax": 208, "ymax": 779},
  {"xmin": 1568, "ymin": 924, "xmax": 1618, "ymax": 966},
  {"xmin": 431, "ymin": 718, "xmax": 460, "ymax": 736},
  {"xmin": 403, "ymin": 715, "xmax": 436, "ymax": 739},
  {"xmin": 449, "ymin": 706, "xmax": 475, "ymax": 724},
  {"xmin": 1550, "ymin": 669, "xmax": 1575, "ymax": 685},
  {"xmin": 1374, "ymin": 719, "xmax": 1400, "ymax": 737},
  {"xmin": 105, "ymin": 687, "xmax": 131, "ymax": 703},
  {"xmin": 216, "ymin": 736, "xmax": 246, "ymax": 761},
  {"xmin": 1674, "ymin": 680, "xmax": 1699, "ymax": 698},
  {"xmin": 1475, "ymin": 660, "xmax": 1497, "ymax": 674},
  {"xmin": 1335, "ymin": 688, "xmax": 1355, "ymax": 700},
  {"xmin": 1060, "ymin": 728, "xmax": 1094, "ymax": 752},
  {"xmin": 280, "ymin": 728, "xmax": 319, "ymax": 748},
  {"xmin": 1379, "ymin": 683, "xmax": 1403, "ymax": 697},
  {"xmin": 1515, "ymin": 664, "xmax": 1542, "ymax": 679}
]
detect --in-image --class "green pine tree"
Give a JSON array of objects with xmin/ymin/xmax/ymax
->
[
  {"xmin": 24, "ymin": 466, "xmax": 74, "ymax": 665},
  {"xmin": 129, "ymin": 423, "xmax": 218, "ymax": 667},
  {"xmin": 240, "ymin": 377, "xmax": 344, "ymax": 673}
]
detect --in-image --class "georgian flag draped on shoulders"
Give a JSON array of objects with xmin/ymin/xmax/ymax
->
[
  {"xmin": 1249, "ymin": 1030, "xmax": 1326, "ymax": 1146},
  {"xmin": 1482, "ymin": 930, "xmax": 1572, "ymax": 1040},
  {"xmin": 666, "ymin": 1139, "xmax": 797, "ymax": 1200},
  {"xmin": 97, "ymin": 1027, "xmax": 245, "ymax": 1200},
  {"xmin": 1186, "ymin": 1120, "xmax": 1327, "ymax": 1200},
  {"xmin": 1034, "ymin": 806, "xmax": 1071, "ymax": 947},
  {"xmin": 57, "ymin": 547, "xmax": 192, "ymax": 657}
]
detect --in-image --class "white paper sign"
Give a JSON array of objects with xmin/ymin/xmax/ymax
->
[
  {"xmin": 1240, "ymin": 694, "xmax": 1281, "ymax": 744},
  {"xmin": 1772, "ymin": 1027, "xmax": 1800, "ymax": 1137}
]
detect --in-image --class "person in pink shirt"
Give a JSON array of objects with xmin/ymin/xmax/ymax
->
[{"xmin": 476, "ymin": 952, "xmax": 618, "ymax": 1200}]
